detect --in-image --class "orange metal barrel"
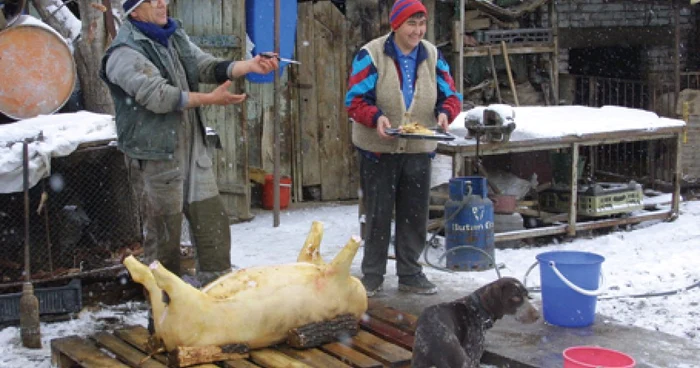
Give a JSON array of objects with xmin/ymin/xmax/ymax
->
[{"xmin": 0, "ymin": 18, "xmax": 76, "ymax": 120}]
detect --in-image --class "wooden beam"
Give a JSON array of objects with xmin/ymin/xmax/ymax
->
[
  {"xmin": 550, "ymin": 0, "xmax": 559, "ymax": 104},
  {"xmin": 425, "ymin": 0, "xmax": 436, "ymax": 44}
]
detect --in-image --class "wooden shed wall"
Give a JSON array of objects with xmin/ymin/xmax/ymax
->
[
  {"xmin": 169, "ymin": 0, "xmax": 253, "ymax": 221},
  {"xmin": 683, "ymin": 114, "xmax": 700, "ymax": 181},
  {"xmin": 294, "ymin": 1, "xmax": 357, "ymax": 201},
  {"xmin": 169, "ymin": 1, "xmax": 368, "ymax": 213}
]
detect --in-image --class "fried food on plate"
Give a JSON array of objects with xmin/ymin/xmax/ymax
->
[{"xmin": 399, "ymin": 122, "xmax": 434, "ymax": 135}]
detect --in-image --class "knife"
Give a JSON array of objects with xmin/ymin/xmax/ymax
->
[{"xmin": 260, "ymin": 52, "xmax": 302, "ymax": 65}]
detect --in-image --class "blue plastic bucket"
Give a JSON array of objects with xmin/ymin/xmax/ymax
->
[{"xmin": 536, "ymin": 251, "xmax": 604, "ymax": 327}]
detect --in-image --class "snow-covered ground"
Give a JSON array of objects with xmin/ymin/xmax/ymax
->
[
  {"xmin": 1, "ymin": 195, "xmax": 699, "ymax": 367},
  {"xmin": 0, "ymin": 106, "xmax": 695, "ymax": 366}
]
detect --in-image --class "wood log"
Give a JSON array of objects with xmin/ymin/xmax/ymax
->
[{"xmin": 287, "ymin": 313, "xmax": 359, "ymax": 349}]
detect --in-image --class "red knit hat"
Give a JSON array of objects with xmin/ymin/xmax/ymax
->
[{"xmin": 390, "ymin": 0, "xmax": 428, "ymax": 31}]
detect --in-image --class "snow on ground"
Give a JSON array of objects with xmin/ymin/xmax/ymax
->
[
  {"xmin": 0, "ymin": 106, "xmax": 695, "ymax": 366},
  {"xmin": 1, "ymin": 197, "xmax": 699, "ymax": 367}
]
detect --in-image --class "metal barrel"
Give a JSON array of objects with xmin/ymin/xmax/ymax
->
[{"xmin": 0, "ymin": 14, "xmax": 76, "ymax": 120}]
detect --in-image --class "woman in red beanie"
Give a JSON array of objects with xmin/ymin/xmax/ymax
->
[{"xmin": 345, "ymin": 0, "xmax": 462, "ymax": 297}]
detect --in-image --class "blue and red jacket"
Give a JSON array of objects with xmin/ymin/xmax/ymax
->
[{"xmin": 345, "ymin": 34, "xmax": 462, "ymax": 128}]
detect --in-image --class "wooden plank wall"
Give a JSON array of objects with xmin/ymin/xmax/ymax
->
[
  {"xmin": 683, "ymin": 115, "xmax": 700, "ymax": 180},
  {"xmin": 168, "ymin": 0, "xmax": 378, "ymax": 207},
  {"xmin": 169, "ymin": 0, "xmax": 253, "ymax": 221},
  {"xmin": 295, "ymin": 1, "xmax": 358, "ymax": 201}
]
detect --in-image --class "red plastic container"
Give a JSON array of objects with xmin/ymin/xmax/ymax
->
[
  {"xmin": 262, "ymin": 174, "xmax": 292, "ymax": 210},
  {"xmin": 563, "ymin": 346, "xmax": 635, "ymax": 368}
]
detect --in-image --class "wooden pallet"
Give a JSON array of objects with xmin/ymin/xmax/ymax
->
[{"xmin": 50, "ymin": 304, "xmax": 418, "ymax": 368}]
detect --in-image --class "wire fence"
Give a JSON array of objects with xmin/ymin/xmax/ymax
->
[{"xmin": 0, "ymin": 144, "xmax": 140, "ymax": 289}]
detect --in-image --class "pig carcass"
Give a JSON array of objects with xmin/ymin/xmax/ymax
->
[{"xmin": 123, "ymin": 222, "xmax": 367, "ymax": 351}]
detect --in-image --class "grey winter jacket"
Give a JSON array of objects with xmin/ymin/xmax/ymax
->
[{"xmin": 101, "ymin": 20, "xmax": 228, "ymax": 160}]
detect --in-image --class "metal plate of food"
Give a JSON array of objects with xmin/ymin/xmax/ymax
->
[{"xmin": 385, "ymin": 127, "xmax": 456, "ymax": 141}]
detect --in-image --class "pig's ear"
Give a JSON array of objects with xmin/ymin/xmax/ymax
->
[
  {"xmin": 297, "ymin": 221, "xmax": 326, "ymax": 265},
  {"xmin": 329, "ymin": 235, "xmax": 362, "ymax": 279}
]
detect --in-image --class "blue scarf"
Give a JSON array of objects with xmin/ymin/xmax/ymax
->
[{"xmin": 130, "ymin": 18, "xmax": 178, "ymax": 48}]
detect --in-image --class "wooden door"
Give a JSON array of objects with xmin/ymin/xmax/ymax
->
[
  {"xmin": 295, "ymin": 1, "xmax": 358, "ymax": 201},
  {"xmin": 169, "ymin": 0, "xmax": 252, "ymax": 222}
]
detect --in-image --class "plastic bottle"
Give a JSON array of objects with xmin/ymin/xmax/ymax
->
[{"xmin": 19, "ymin": 282, "xmax": 42, "ymax": 349}]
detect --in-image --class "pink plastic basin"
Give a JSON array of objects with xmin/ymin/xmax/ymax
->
[{"xmin": 563, "ymin": 346, "xmax": 635, "ymax": 368}]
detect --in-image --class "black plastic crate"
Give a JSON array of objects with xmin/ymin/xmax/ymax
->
[{"xmin": 0, "ymin": 279, "xmax": 82, "ymax": 323}]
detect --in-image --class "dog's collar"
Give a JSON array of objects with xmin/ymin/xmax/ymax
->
[{"xmin": 469, "ymin": 293, "xmax": 494, "ymax": 329}]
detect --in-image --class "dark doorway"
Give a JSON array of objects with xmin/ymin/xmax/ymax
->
[
  {"xmin": 569, "ymin": 46, "xmax": 642, "ymax": 80},
  {"xmin": 569, "ymin": 46, "xmax": 647, "ymax": 108}
]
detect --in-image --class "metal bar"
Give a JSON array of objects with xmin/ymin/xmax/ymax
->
[
  {"xmin": 458, "ymin": 0, "xmax": 465, "ymax": 96},
  {"xmin": 273, "ymin": 0, "xmax": 281, "ymax": 227},
  {"xmin": 23, "ymin": 141, "xmax": 31, "ymax": 282}
]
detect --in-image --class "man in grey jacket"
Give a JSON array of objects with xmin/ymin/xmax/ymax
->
[{"xmin": 101, "ymin": 0, "xmax": 278, "ymax": 285}]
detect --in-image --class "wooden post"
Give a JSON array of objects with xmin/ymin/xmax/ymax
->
[
  {"xmin": 425, "ymin": 0, "xmax": 436, "ymax": 45},
  {"xmin": 549, "ymin": 0, "xmax": 559, "ymax": 104},
  {"xmin": 672, "ymin": 134, "xmax": 682, "ymax": 219},
  {"xmin": 567, "ymin": 143, "xmax": 579, "ymax": 237},
  {"xmin": 674, "ymin": 3, "xmax": 681, "ymax": 105},
  {"xmin": 273, "ymin": 0, "xmax": 281, "ymax": 227}
]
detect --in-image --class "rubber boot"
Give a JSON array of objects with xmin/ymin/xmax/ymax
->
[{"xmin": 187, "ymin": 196, "xmax": 231, "ymax": 273}]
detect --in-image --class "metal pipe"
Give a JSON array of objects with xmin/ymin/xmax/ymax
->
[
  {"xmin": 23, "ymin": 141, "xmax": 31, "ymax": 281},
  {"xmin": 273, "ymin": 0, "xmax": 281, "ymax": 227},
  {"xmin": 20, "ymin": 139, "xmax": 41, "ymax": 349}
]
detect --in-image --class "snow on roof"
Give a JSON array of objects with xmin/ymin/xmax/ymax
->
[
  {"xmin": 0, "ymin": 111, "xmax": 116, "ymax": 194},
  {"xmin": 447, "ymin": 105, "xmax": 686, "ymax": 144}
]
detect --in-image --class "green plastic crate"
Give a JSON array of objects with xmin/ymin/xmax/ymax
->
[{"xmin": 539, "ymin": 182, "xmax": 643, "ymax": 217}]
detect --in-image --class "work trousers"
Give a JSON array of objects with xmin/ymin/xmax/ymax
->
[
  {"xmin": 359, "ymin": 152, "xmax": 432, "ymax": 277},
  {"xmin": 126, "ymin": 117, "xmax": 231, "ymax": 276}
]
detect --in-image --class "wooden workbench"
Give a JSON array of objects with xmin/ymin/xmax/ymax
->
[{"xmin": 438, "ymin": 106, "xmax": 685, "ymax": 242}]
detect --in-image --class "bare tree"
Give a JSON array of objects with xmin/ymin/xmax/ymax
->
[
  {"xmin": 31, "ymin": 0, "xmax": 115, "ymax": 114},
  {"xmin": 73, "ymin": 0, "xmax": 114, "ymax": 114}
]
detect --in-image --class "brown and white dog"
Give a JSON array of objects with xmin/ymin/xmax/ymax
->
[{"xmin": 411, "ymin": 277, "xmax": 539, "ymax": 368}]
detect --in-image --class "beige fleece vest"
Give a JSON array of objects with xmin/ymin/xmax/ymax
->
[{"xmin": 352, "ymin": 34, "xmax": 439, "ymax": 154}]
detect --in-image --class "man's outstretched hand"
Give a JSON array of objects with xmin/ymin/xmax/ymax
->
[
  {"xmin": 187, "ymin": 80, "xmax": 246, "ymax": 108},
  {"xmin": 209, "ymin": 80, "xmax": 247, "ymax": 105}
]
